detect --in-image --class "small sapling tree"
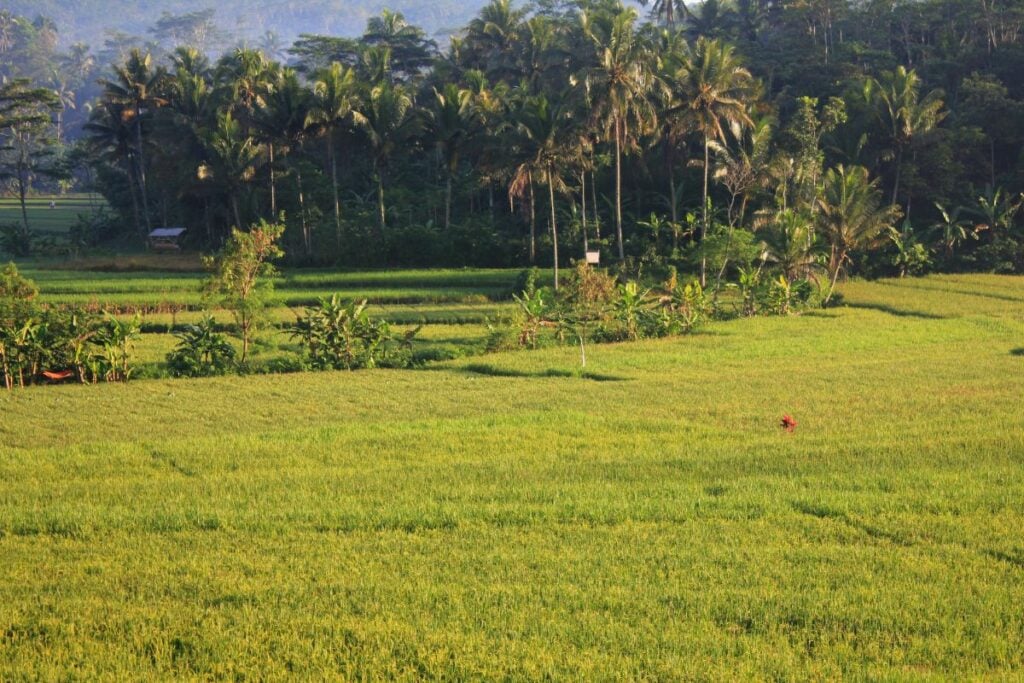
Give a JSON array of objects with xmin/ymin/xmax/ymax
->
[{"xmin": 204, "ymin": 217, "xmax": 285, "ymax": 364}]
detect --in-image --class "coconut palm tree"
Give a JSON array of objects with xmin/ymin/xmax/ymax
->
[
  {"xmin": 100, "ymin": 49, "xmax": 167, "ymax": 234},
  {"xmin": 252, "ymin": 69, "xmax": 313, "ymax": 251},
  {"xmin": 637, "ymin": 0, "xmax": 684, "ymax": 27},
  {"xmin": 425, "ymin": 83, "xmax": 482, "ymax": 232},
  {"xmin": 462, "ymin": 0, "xmax": 527, "ymax": 82},
  {"xmin": 198, "ymin": 112, "xmax": 260, "ymax": 233},
  {"xmin": 353, "ymin": 82, "xmax": 420, "ymax": 233},
  {"xmin": 580, "ymin": 7, "xmax": 657, "ymax": 262},
  {"xmin": 83, "ymin": 101, "xmax": 143, "ymax": 233},
  {"xmin": 308, "ymin": 62, "xmax": 360, "ymax": 248},
  {"xmin": 816, "ymin": 165, "xmax": 900, "ymax": 303},
  {"xmin": 867, "ymin": 66, "xmax": 945, "ymax": 215},
  {"xmin": 668, "ymin": 37, "xmax": 755, "ymax": 285},
  {"xmin": 509, "ymin": 95, "xmax": 574, "ymax": 290}
]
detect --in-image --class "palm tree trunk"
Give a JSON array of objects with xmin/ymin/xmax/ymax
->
[
  {"xmin": 134, "ymin": 110, "xmax": 152, "ymax": 232},
  {"xmin": 445, "ymin": 172, "xmax": 453, "ymax": 232},
  {"xmin": 891, "ymin": 144, "xmax": 903, "ymax": 208},
  {"xmin": 824, "ymin": 248, "xmax": 846, "ymax": 306},
  {"xmin": 269, "ymin": 143, "xmax": 277, "ymax": 216},
  {"xmin": 549, "ymin": 164, "xmax": 559, "ymax": 291},
  {"xmin": 591, "ymin": 169, "xmax": 600, "ymax": 240},
  {"xmin": 376, "ymin": 170, "xmax": 386, "ymax": 234},
  {"xmin": 528, "ymin": 171, "xmax": 536, "ymax": 264},
  {"xmin": 231, "ymin": 194, "xmax": 242, "ymax": 231},
  {"xmin": 614, "ymin": 117, "xmax": 625, "ymax": 261},
  {"xmin": 329, "ymin": 130, "xmax": 342, "ymax": 249},
  {"xmin": 580, "ymin": 170, "xmax": 589, "ymax": 256},
  {"xmin": 297, "ymin": 168, "xmax": 310, "ymax": 256},
  {"xmin": 669, "ymin": 157, "xmax": 678, "ymax": 225},
  {"xmin": 701, "ymin": 134, "xmax": 711, "ymax": 287}
]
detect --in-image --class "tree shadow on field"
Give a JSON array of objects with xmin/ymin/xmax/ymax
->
[
  {"xmin": 460, "ymin": 363, "xmax": 629, "ymax": 382},
  {"xmin": 1011, "ymin": 348, "xmax": 1024, "ymax": 357},
  {"xmin": 844, "ymin": 302, "xmax": 947, "ymax": 319}
]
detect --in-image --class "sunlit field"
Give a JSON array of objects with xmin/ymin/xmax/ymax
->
[
  {"xmin": 1, "ymin": 272, "xmax": 1022, "ymax": 678},
  {"xmin": 0, "ymin": 194, "xmax": 106, "ymax": 236}
]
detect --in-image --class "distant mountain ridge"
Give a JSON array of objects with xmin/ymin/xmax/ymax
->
[{"xmin": 0, "ymin": 0, "xmax": 492, "ymax": 47}]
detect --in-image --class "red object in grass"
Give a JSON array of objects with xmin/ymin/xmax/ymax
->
[
  {"xmin": 780, "ymin": 414, "xmax": 797, "ymax": 433},
  {"xmin": 42, "ymin": 370, "xmax": 74, "ymax": 382}
]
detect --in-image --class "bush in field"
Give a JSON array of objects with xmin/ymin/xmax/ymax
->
[
  {"xmin": 1, "ymin": 265, "xmax": 139, "ymax": 388},
  {"xmin": 166, "ymin": 316, "xmax": 237, "ymax": 378},
  {"xmin": 291, "ymin": 296, "xmax": 419, "ymax": 370},
  {"xmin": 0, "ymin": 224, "xmax": 32, "ymax": 258},
  {"xmin": 204, "ymin": 218, "xmax": 284, "ymax": 364}
]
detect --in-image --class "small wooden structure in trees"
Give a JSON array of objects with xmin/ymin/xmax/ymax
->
[{"xmin": 147, "ymin": 227, "xmax": 187, "ymax": 251}]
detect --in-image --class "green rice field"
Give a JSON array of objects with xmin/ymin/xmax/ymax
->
[
  {"xmin": 0, "ymin": 270, "xmax": 1022, "ymax": 678},
  {"xmin": 0, "ymin": 195, "xmax": 106, "ymax": 236}
]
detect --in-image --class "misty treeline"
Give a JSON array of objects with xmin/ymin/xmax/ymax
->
[{"xmin": 2, "ymin": 0, "xmax": 1024, "ymax": 278}]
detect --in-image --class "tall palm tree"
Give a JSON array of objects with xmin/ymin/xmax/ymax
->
[
  {"xmin": 638, "ymin": 0, "xmax": 684, "ymax": 27},
  {"xmin": 463, "ymin": 0, "xmax": 527, "ymax": 82},
  {"xmin": 308, "ymin": 62, "xmax": 360, "ymax": 248},
  {"xmin": 198, "ymin": 112, "xmax": 260, "ymax": 233},
  {"xmin": 581, "ymin": 7, "xmax": 657, "ymax": 262},
  {"xmin": 425, "ymin": 83, "xmax": 481, "ymax": 232},
  {"xmin": 84, "ymin": 101, "xmax": 142, "ymax": 233},
  {"xmin": 253, "ymin": 69, "xmax": 313, "ymax": 251},
  {"xmin": 353, "ymin": 82, "xmax": 420, "ymax": 233},
  {"xmin": 100, "ymin": 49, "xmax": 167, "ymax": 234},
  {"xmin": 816, "ymin": 165, "xmax": 900, "ymax": 303},
  {"xmin": 668, "ymin": 37, "xmax": 755, "ymax": 285},
  {"xmin": 867, "ymin": 66, "xmax": 945, "ymax": 214},
  {"xmin": 509, "ymin": 95, "xmax": 574, "ymax": 290}
]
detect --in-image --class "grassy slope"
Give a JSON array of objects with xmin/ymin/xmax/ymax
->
[{"xmin": 1, "ymin": 275, "xmax": 1023, "ymax": 678}]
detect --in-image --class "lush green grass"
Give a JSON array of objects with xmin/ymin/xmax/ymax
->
[
  {"xmin": 0, "ymin": 194, "xmax": 106, "ymax": 236},
  {"xmin": 1, "ymin": 274, "xmax": 1023, "ymax": 678},
  {"xmin": 22, "ymin": 267, "xmax": 526, "ymax": 308}
]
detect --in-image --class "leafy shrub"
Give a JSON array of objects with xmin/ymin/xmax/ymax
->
[
  {"xmin": 511, "ymin": 287, "xmax": 551, "ymax": 349},
  {"xmin": 166, "ymin": 316, "xmax": 237, "ymax": 378},
  {"xmin": 511, "ymin": 267, "xmax": 541, "ymax": 298},
  {"xmin": 0, "ymin": 224, "xmax": 32, "ymax": 258},
  {"xmin": 1, "ymin": 271, "xmax": 139, "ymax": 389},
  {"xmin": 291, "ymin": 296, "xmax": 418, "ymax": 370},
  {"xmin": 93, "ymin": 314, "xmax": 141, "ymax": 382}
]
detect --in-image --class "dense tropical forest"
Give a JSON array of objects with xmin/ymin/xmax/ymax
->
[{"xmin": 2, "ymin": 0, "xmax": 1023, "ymax": 279}]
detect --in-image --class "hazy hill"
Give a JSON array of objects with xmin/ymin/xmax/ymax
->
[{"xmin": 0, "ymin": 0, "xmax": 492, "ymax": 47}]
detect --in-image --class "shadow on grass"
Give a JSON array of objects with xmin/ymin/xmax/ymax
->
[
  {"xmin": 460, "ymin": 363, "xmax": 629, "ymax": 382},
  {"xmin": 1011, "ymin": 348, "xmax": 1024, "ymax": 357},
  {"xmin": 844, "ymin": 302, "xmax": 947, "ymax": 320}
]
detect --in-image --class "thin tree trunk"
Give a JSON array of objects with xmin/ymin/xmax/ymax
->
[
  {"xmin": 134, "ymin": 110, "xmax": 152, "ymax": 233},
  {"xmin": 231, "ymin": 194, "xmax": 242, "ymax": 231},
  {"xmin": 824, "ymin": 249, "xmax": 846, "ymax": 305},
  {"xmin": 580, "ymin": 170, "xmax": 589, "ymax": 255},
  {"xmin": 701, "ymin": 135, "xmax": 711, "ymax": 287},
  {"xmin": 591, "ymin": 169, "xmax": 600, "ymax": 240},
  {"xmin": 297, "ymin": 168, "xmax": 310, "ymax": 256},
  {"xmin": 549, "ymin": 165, "xmax": 559, "ymax": 291},
  {"xmin": 376, "ymin": 170, "xmax": 386, "ymax": 234},
  {"xmin": 269, "ymin": 143, "xmax": 277, "ymax": 216},
  {"xmin": 329, "ymin": 130, "xmax": 342, "ymax": 248},
  {"xmin": 614, "ymin": 117, "xmax": 625, "ymax": 261},
  {"xmin": 891, "ymin": 144, "xmax": 903, "ymax": 208},
  {"xmin": 16, "ymin": 161, "xmax": 29, "ymax": 233},
  {"xmin": 669, "ymin": 158, "xmax": 678, "ymax": 224},
  {"xmin": 528, "ymin": 171, "xmax": 536, "ymax": 264},
  {"xmin": 445, "ymin": 172, "xmax": 453, "ymax": 232}
]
